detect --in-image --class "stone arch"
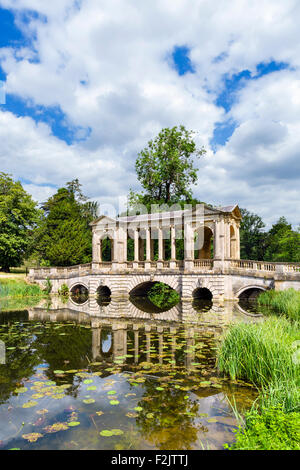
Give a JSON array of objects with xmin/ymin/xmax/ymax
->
[
  {"xmin": 193, "ymin": 287, "xmax": 213, "ymax": 300},
  {"xmin": 99, "ymin": 232, "xmax": 115, "ymax": 262},
  {"xmin": 230, "ymin": 225, "xmax": 237, "ymax": 259},
  {"xmin": 194, "ymin": 226, "xmax": 214, "ymax": 259},
  {"xmin": 97, "ymin": 285, "xmax": 112, "ymax": 297},
  {"xmin": 184, "ymin": 277, "xmax": 218, "ymax": 299},
  {"xmin": 69, "ymin": 281, "xmax": 89, "ymax": 294},
  {"xmin": 236, "ymin": 285, "xmax": 267, "ymax": 300},
  {"xmin": 127, "ymin": 275, "xmax": 181, "ymax": 295}
]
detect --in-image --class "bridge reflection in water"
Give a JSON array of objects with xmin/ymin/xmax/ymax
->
[{"xmin": 28, "ymin": 297, "xmax": 260, "ymax": 370}]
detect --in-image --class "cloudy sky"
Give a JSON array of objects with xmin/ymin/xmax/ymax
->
[{"xmin": 0, "ymin": 0, "xmax": 299, "ymax": 227}]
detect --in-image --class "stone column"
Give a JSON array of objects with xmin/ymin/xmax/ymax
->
[
  {"xmin": 184, "ymin": 224, "xmax": 194, "ymax": 270},
  {"xmin": 92, "ymin": 327, "xmax": 101, "ymax": 360},
  {"xmin": 134, "ymin": 229, "xmax": 139, "ymax": 262},
  {"xmin": 146, "ymin": 227, "xmax": 151, "ymax": 261},
  {"xmin": 225, "ymin": 222, "xmax": 231, "ymax": 259},
  {"xmin": 236, "ymin": 224, "xmax": 241, "ymax": 259},
  {"xmin": 158, "ymin": 227, "xmax": 164, "ymax": 260},
  {"xmin": 134, "ymin": 329, "xmax": 139, "ymax": 364},
  {"xmin": 92, "ymin": 233, "xmax": 101, "ymax": 263}
]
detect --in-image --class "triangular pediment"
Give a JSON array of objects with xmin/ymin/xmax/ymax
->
[{"xmin": 90, "ymin": 215, "xmax": 116, "ymax": 227}]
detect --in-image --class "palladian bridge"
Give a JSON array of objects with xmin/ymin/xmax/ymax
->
[{"xmin": 29, "ymin": 205, "xmax": 300, "ymax": 301}]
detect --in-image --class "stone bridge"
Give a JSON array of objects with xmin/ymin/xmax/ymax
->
[{"xmin": 28, "ymin": 258, "xmax": 300, "ymax": 301}]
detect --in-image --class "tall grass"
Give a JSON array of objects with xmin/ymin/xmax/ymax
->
[
  {"xmin": 218, "ymin": 315, "xmax": 300, "ymax": 449},
  {"xmin": 217, "ymin": 317, "xmax": 300, "ymax": 411},
  {"xmin": 258, "ymin": 288, "xmax": 300, "ymax": 321},
  {"xmin": 0, "ymin": 279, "xmax": 44, "ymax": 299}
]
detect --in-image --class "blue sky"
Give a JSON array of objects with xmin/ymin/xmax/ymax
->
[{"xmin": 0, "ymin": 0, "xmax": 299, "ymax": 227}]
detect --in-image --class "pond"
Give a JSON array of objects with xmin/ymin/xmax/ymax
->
[{"xmin": 0, "ymin": 297, "xmax": 260, "ymax": 450}]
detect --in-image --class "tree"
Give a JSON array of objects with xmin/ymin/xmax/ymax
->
[
  {"xmin": 0, "ymin": 173, "xmax": 41, "ymax": 272},
  {"xmin": 240, "ymin": 208, "xmax": 267, "ymax": 260},
  {"xmin": 33, "ymin": 179, "xmax": 98, "ymax": 266},
  {"xmin": 129, "ymin": 126, "xmax": 206, "ymax": 208},
  {"xmin": 264, "ymin": 217, "xmax": 300, "ymax": 262}
]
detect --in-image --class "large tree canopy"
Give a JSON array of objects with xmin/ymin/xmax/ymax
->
[
  {"xmin": 33, "ymin": 179, "xmax": 98, "ymax": 267},
  {"xmin": 240, "ymin": 208, "xmax": 267, "ymax": 260},
  {"xmin": 129, "ymin": 125, "xmax": 206, "ymax": 208},
  {"xmin": 0, "ymin": 173, "xmax": 41, "ymax": 272},
  {"xmin": 264, "ymin": 217, "xmax": 300, "ymax": 262}
]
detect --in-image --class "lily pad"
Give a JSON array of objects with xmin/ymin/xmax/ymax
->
[
  {"xmin": 22, "ymin": 433, "xmax": 43, "ymax": 443},
  {"xmin": 22, "ymin": 401, "xmax": 38, "ymax": 408}
]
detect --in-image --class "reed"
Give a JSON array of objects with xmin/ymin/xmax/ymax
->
[
  {"xmin": 258, "ymin": 288, "xmax": 300, "ymax": 321},
  {"xmin": 218, "ymin": 317, "xmax": 299, "ymax": 387},
  {"xmin": 0, "ymin": 279, "xmax": 44, "ymax": 299}
]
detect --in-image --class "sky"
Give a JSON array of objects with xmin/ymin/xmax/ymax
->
[{"xmin": 0, "ymin": 0, "xmax": 299, "ymax": 228}]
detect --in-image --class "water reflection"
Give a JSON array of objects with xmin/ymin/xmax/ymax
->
[{"xmin": 0, "ymin": 300, "xmax": 259, "ymax": 450}]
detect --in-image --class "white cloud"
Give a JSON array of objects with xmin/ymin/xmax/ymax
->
[{"xmin": 0, "ymin": 0, "xmax": 299, "ymax": 227}]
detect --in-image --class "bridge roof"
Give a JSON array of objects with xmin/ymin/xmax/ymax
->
[{"xmin": 90, "ymin": 204, "xmax": 241, "ymax": 226}]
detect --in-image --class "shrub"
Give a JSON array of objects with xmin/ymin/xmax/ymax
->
[
  {"xmin": 43, "ymin": 277, "xmax": 52, "ymax": 295},
  {"xmin": 148, "ymin": 282, "xmax": 180, "ymax": 309},
  {"xmin": 226, "ymin": 406, "xmax": 300, "ymax": 450},
  {"xmin": 58, "ymin": 283, "xmax": 69, "ymax": 297}
]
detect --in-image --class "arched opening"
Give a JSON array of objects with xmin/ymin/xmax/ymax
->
[
  {"xmin": 101, "ymin": 236, "xmax": 114, "ymax": 262},
  {"xmin": 195, "ymin": 227, "xmax": 214, "ymax": 259},
  {"xmin": 101, "ymin": 329, "xmax": 113, "ymax": 356},
  {"xmin": 193, "ymin": 287, "xmax": 213, "ymax": 301},
  {"xmin": 192, "ymin": 287, "xmax": 213, "ymax": 312},
  {"xmin": 97, "ymin": 285, "xmax": 111, "ymax": 306},
  {"xmin": 238, "ymin": 287, "xmax": 266, "ymax": 315},
  {"xmin": 238, "ymin": 287, "xmax": 266, "ymax": 301},
  {"xmin": 230, "ymin": 225, "xmax": 236, "ymax": 259},
  {"xmin": 130, "ymin": 281, "xmax": 180, "ymax": 313},
  {"xmin": 70, "ymin": 284, "xmax": 89, "ymax": 304}
]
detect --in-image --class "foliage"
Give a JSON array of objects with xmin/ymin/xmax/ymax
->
[
  {"xmin": 0, "ymin": 173, "xmax": 42, "ymax": 272},
  {"xmin": 217, "ymin": 317, "xmax": 299, "ymax": 392},
  {"xmin": 43, "ymin": 277, "xmax": 52, "ymax": 295},
  {"xmin": 33, "ymin": 179, "xmax": 98, "ymax": 266},
  {"xmin": 219, "ymin": 315, "xmax": 300, "ymax": 450},
  {"xmin": 58, "ymin": 283, "xmax": 69, "ymax": 297},
  {"xmin": 129, "ymin": 126, "xmax": 206, "ymax": 208},
  {"xmin": 240, "ymin": 208, "xmax": 267, "ymax": 260},
  {"xmin": 148, "ymin": 282, "xmax": 180, "ymax": 309},
  {"xmin": 258, "ymin": 288, "xmax": 300, "ymax": 321},
  {"xmin": 264, "ymin": 217, "xmax": 300, "ymax": 262},
  {"xmin": 0, "ymin": 279, "xmax": 44, "ymax": 299},
  {"xmin": 240, "ymin": 210, "xmax": 300, "ymax": 262},
  {"xmin": 226, "ymin": 406, "xmax": 300, "ymax": 450}
]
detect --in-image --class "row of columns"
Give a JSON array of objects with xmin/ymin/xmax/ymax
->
[{"xmin": 93, "ymin": 220, "xmax": 240, "ymax": 263}]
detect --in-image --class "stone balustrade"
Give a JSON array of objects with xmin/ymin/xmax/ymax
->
[{"xmin": 28, "ymin": 258, "xmax": 300, "ymax": 281}]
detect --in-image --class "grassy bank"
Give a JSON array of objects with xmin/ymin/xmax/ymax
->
[
  {"xmin": 258, "ymin": 288, "xmax": 300, "ymax": 321},
  {"xmin": 218, "ymin": 316, "xmax": 300, "ymax": 450},
  {"xmin": 0, "ymin": 279, "xmax": 44, "ymax": 299}
]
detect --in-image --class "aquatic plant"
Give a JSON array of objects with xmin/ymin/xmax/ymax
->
[
  {"xmin": 258, "ymin": 288, "xmax": 300, "ymax": 321},
  {"xmin": 219, "ymin": 316, "xmax": 300, "ymax": 450},
  {"xmin": 217, "ymin": 317, "xmax": 299, "ymax": 391}
]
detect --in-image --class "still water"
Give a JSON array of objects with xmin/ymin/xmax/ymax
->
[{"xmin": 0, "ymin": 296, "xmax": 260, "ymax": 450}]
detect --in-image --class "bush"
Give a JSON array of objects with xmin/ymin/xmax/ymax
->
[
  {"xmin": 58, "ymin": 283, "xmax": 69, "ymax": 297},
  {"xmin": 226, "ymin": 406, "xmax": 300, "ymax": 450},
  {"xmin": 148, "ymin": 282, "xmax": 180, "ymax": 309},
  {"xmin": 43, "ymin": 277, "xmax": 52, "ymax": 295}
]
